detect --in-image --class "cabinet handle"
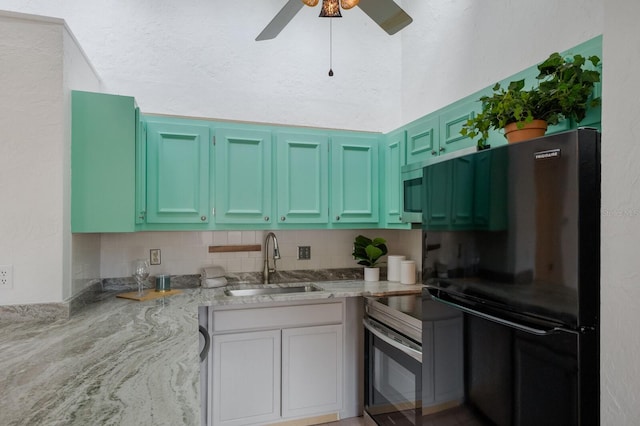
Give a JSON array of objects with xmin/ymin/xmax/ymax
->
[
  {"xmin": 439, "ymin": 147, "xmax": 446, "ymax": 152},
  {"xmin": 431, "ymin": 150, "xmax": 437, "ymax": 156},
  {"xmin": 264, "ymin": 216, "xmax": 270, "ymax": 222},
  {"xmin": 138, "ymin": 211, "xmax": 146, "ymax": 220},
  {"xmin": 280, "ymin": 216, "xmax": 286, "ymax": 221},
  {"xmin": 201, "ymin": 216, "xmax": 207, "ymax": 221},
  {"xmin": 335, "ymin": 215, "xmax": 340, "ymax": 221}
]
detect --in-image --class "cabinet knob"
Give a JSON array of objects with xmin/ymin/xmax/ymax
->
[
  {"xmin": 431, "ymin": 150, "xmax": 437, "ymax": 156},
  {"xmin": 280, "ymin": 216, "xmax": 286, "ymax": 221},
  {"xmin": 201, "ymin": 216, "xmax": 207, "ymax": 221},
  {"xmin": 264, "ymin": 216, "xmax": 270, "ymax": 222},
  {"xmin": 336, "ymin": 215, "xmax": 340, "ymax": 221},
  {"xmin": 439, "ymin": 147, "xmax": 446, "ymax": 152}
]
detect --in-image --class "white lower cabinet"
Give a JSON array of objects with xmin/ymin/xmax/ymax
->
[
  {"xmin": 210, "ymin": 302, "xmax": 344, "ymax": 426},
  {"xmin": 212, "ymin": 330, "xmax": 281, "ymax": 426},
  {"xmin": 281, "ymin": 324, "xmax": 343, "ymax": 419}
]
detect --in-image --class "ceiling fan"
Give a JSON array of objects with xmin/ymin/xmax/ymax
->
[{"xmin": 256, "ymin": 0, "xmax": 413, "ymax": 41}]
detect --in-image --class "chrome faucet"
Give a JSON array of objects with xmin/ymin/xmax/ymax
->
[{"xmin": 263, "ymin": 232, "xmax": 281, "ymax": 284}]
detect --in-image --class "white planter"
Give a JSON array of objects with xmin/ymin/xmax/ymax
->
[{"xmin": 364, "ymin": 267, "xmax": 380, "ymax": 282}]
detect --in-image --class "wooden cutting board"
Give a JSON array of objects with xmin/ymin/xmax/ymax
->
[{"xmin": 116, "ymin": 289, "xmax": 182, "ymax": 301}]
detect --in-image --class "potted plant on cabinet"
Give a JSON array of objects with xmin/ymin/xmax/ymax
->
[
  {"xmin": 353, "ymin": 235, "xmax": 388, "ymax": 282},
  {"xmin": 460, "ymin": 52, "xmax": 601, "ymax": 149}
]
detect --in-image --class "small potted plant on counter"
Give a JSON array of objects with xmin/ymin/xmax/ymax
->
[
  {"xmin": 352, "ymin": 235, "xmax": 388, "ymax": 282},
  {"xmin": 461, "ymin": 52, "xmax": 601, "ymax": 149}
]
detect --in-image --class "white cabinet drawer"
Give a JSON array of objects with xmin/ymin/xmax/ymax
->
[{"xmin": 212, "ymin": 302, "xmax": 343, "ymax": 333}]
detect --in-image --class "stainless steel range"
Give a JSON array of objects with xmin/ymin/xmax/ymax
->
[{"xmin": 363, "ymin": 295, "xmax": 422, "ymax": 425}]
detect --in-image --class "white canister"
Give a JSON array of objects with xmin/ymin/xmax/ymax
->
[
  {"xmin": 400, "ymin": 260, "xmax": 416, "ymax": 285},
  {"xmin": 387, "ymin": 255, "xmax": 406, "ymax": 282}
]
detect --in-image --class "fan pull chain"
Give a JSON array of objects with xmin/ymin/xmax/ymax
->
[{"xmin": 328, "ymin": 18, "xmax": 334, "ymax": 77}]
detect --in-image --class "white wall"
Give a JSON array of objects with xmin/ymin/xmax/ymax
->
[
  {"xmin": 601, "ymin": 0, "xmax": 640, "ymax": 423},
  {"xmin": 400, "ymin": 0, "xmax": 604, "ymax": 125},
  {"xmin": 100, "ymin": 229, "xmax": 422, "ymax": 279},
  {"xmin": 0, "ymin": 0, "xmax": 403, "ymax": 132},
  {"xmin": 0, "ymin": 12, "xmax": 101, "ymax": 305}
]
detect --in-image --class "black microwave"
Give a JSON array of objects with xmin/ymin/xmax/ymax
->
[{"xmin": 401, "ymin": 163, "xmax": 423, "ymax": 223}]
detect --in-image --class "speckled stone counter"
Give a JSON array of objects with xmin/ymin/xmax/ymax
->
[{"xmin": 0, "ymin": 280, "xmax": 422, "ymax": 426}]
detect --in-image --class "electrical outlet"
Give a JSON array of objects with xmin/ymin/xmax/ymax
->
[
  {"xmin": 297, "ymin": 246, "xmax": 311, "ymax": 260},
  {"xmin": 150, "ymin": 249, "xmax": 161, "ymax": 265},
  {"xmin": 0, "ymin": 265, "xmax": 13, "ymax": 288}
]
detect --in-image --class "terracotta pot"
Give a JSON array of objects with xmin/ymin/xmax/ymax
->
[{"xmin": 504, "ymin": 120, "xmax": 548, "ymax": 144}]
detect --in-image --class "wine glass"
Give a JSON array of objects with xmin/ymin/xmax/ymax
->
[{"xmin": 132, "ymin": 259, "xmax": 150, "ymax": 297}]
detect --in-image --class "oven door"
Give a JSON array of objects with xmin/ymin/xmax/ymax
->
[{"xmin": 364, "ymin": 317, "xmax": 422, "ymax": 425}]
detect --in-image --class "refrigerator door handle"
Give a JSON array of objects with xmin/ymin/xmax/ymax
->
[{"xmin": 428, "ymin": 290, "xmax": 578, "ymax": 336}]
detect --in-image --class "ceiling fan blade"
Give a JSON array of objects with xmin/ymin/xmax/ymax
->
[
  {"xmin": 357, "ymin": 0, "xmax": 413, "ymax": 35},
  {"xmin": 256, "ymin": 0, "xmax": 305, "ymax": 41}
]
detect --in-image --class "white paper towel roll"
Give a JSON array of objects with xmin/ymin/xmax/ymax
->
[
  {"xmin": 400, "ymin": 260, "xmax": 416, "ymax": 285},
  {"xmin": 387, "ymin": 255, "xmax": 406, "ymax": 282}
]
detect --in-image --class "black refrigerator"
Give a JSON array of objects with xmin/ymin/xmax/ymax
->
[{"xmin": 422, "ymin": 128, "xmax": 600, "ymax": 426}]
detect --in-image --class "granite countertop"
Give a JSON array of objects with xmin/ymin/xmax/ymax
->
[{"xmin": 0, "ymin": 280, "xmax": 423, "ymax": 426}]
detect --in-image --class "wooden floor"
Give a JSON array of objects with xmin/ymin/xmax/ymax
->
[{"xmin": 319, "ymin": 417, "xmax": 364, "ymax": 426}]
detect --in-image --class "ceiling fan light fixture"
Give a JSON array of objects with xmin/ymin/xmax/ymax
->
[
  {"xmin": 319, "ymin": 0, "xmax": 342, "ymax": 17},
  {"xmin": 301, "ymin": 0, "xmax": 319, "ymax": 6},
  {"xmin": 340, "ymin": 0, "xmax": 359, "ymax": 10}
]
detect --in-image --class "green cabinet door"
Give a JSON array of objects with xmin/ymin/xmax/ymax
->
[
  {"xmin": 439, "ymin": 102, "xmax": 479, "ymax": 155},
  {"xmin": 383, "ymin": 130, "xmax": 406, "ymax": 226},
  {"xmin": 424, "ymin": 156, "xmax": 474, "ymax": 230},
  {"xmin": 146, "ymin": 121, "xmax": 210, "ymax": 224},
  {"xmin": 424, "ymin": 160, "xmax": 451, "ymax": 229},
  {"xmin": 405, "ymin": 116, "xmax": 439, "ymax": 164},
  {"xmin": 276, "ymin": 132, "xmax": 329, "ymax": 224},
  {"xmin": 214, "ymin": 127, "xmax": 272, "ymax": 224},
  {"xmin": 450, "ymin": 156, "xmax": 475, "ymax": 228},
  {"xmin": 71, "ymin": 91, "xmax": 137, "ymax": 232},
  {"xmin": 331, "ymin": 135, "xmax": 379, "ymax": 224},
  {"xmin": 473, "ymin": 149, "xmax": 507, "ymax": 230}
]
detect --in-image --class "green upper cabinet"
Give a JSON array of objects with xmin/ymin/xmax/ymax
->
[
  {"xmin": 383, "ymin": 130, "xmax": 406, "ymax": 227},
  {"xmin": 473, "ymin": 149, "xmax": 507, "ymax": 230},
  {"xmin": 331, "ymin": 134, "xmax": 380, "ymax": 224},
  {"xmin": 439, "ymin": 103, "xmax": 480, "ymax": 154},
  {"xmin": 214, "ymin": 127, "xmax": 272, "ymax": 224},
  {"xmin": 405, "ymin": 116, "xmax": 439, "ymax": 164},
  {"xmin": 276, "ymin": 132, "xmax": 329, "ymax": 224},
  {"xmin": 424, "ymin": 156, "xmax": 475, "ymax": 230},
  {"xmin": 146, "ymin": 121, "xmax": 210, "ymax": 224},
  {"xmin": 71, "ymin": 91, "xmax": 137, "ymax": 233},
  {"xmin": 424, "ymin": 160, "xmax": 450, "ymax": 229}
]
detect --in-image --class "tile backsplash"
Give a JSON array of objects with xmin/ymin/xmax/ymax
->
[{"xmin": 100, "ymin": 229, "xmax": 422, "ymax": 279}]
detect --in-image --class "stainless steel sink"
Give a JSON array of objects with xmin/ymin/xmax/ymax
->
[{"xmin": 223, "ymin": 284, "xmax": 322, "ymax": 297}]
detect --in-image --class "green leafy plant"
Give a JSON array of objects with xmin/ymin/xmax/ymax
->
[
  {"xmin": 461, "ymin": 52, "xmax": 601, "ymax": 148},
  {"xmin": 352, "ymin": 235, "xmax": 388, "ymax": 268}
]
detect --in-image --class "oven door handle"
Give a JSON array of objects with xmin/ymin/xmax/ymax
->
[{"xmin": 363, "ymin": 318, "xmax": 422, "ymax": 362}]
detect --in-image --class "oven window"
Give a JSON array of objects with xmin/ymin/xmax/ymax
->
[
  {"xmin": 365, "ymin": 328, "xmax": 421, "ymax": 425},
  {"xmin": 404, "ymin": 177, "xmax": 422, "ymax": 213}
]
